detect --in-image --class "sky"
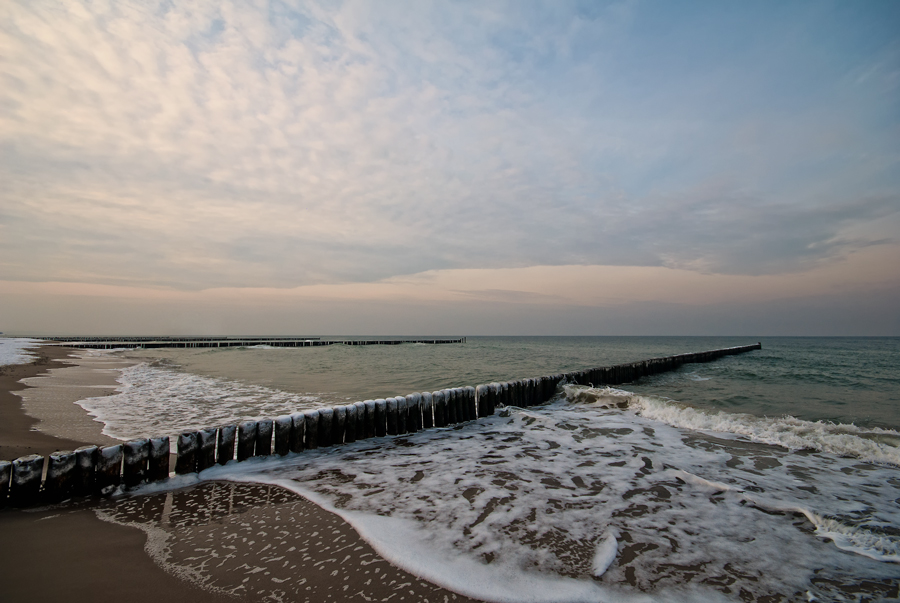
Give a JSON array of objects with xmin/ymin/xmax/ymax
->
[{"xmin": 1, "ymin": 0, "xmax": 898, "ymax": 336}]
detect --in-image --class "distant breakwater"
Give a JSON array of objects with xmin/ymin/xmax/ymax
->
[
  {"xmin": 41, "ymin": 336, "xmax": 466, "ymax": 350},
  {"xmin": 0, "ymin": 343, "xmax": 760, "ymax": 508}
]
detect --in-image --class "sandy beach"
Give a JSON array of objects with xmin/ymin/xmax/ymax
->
[{"xmin": 0, "ymin": 345, "xmax": 480, "ymax": 603}]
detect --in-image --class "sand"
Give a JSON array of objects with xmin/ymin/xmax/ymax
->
[{"xmin": 0, "ymin": 345, "xmax": 481, "ymax": 603}]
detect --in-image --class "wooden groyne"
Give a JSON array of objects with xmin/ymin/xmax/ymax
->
[
  {"xmin": 0, "ymin": 343, "xmax": 759, "ymax": 508},
  {"xmin": 41, "ymin": 337, "xmax": 466, "ymax": 350}
]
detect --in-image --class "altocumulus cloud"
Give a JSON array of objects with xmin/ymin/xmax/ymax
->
[{"xmin": 1, "ymin": 0, "xmax": 898, "ymax": 289}]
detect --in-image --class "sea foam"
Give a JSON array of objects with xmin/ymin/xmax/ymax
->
[
  {"xmin": 179, "ymin": 393, "xmax": 900, "ymax": 602},
  {"xmin": 0, "ymin": 338, "xmax": 41, "ymax": 367},
  {"xmin": 75, "ymin": 361, "xmax": 324, "ymax": 449},
  {"xmin": 565, "ymin": 384, "xmax": 900, "ymax": 467}
]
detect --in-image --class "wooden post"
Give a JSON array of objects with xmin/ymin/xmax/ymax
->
[
  {"xmin": 363, "ymin": 400, "xmax": 376, "ymax": 439},
  {"xmin": 289, "ymin": 413, "xmax": 306, "ymax": 453},
  {"xmin": 11, "ymin": 455, "xmax": 44, "ymax": 507},
  {"xmin": 0, "ymin": 460, "xmax": 9, "ymax": 508},
  {"xmin": 433, "ymin": 390, "xmax": 447, "ymax": 427},
  {"xmin": 476, "ymin": 385, "xmax": 488, "ymax": 417},
  {"xmin": 256, "ymin": 419, "xmax": 274, "ymax": 456},
  {"xmin": 386, "ymin": 398, "xmax": 399, "ymax": 436},
  {"xmin": 175, "ymin": 432, "xmax": 199, "ymax": 474},
  {"xmin": 237, "ymin": 421, "xmax": 258, "ymax": 460},
  {"xmin": 334, "ymin": 405, "xmax": 347, "ymax": 445},
  {"xmin": 405, "ymin": 393, "xmax": 421, "ymax": 432},
  {"xmin": 74, "ymin": 445, "xmax": 98, "ymax": 495},
  {"xmin": 318, "ymin": 408, "xmax": 334, "ymax": 447},
  {"xmin": 447, "ymin": 389, "xmax": 458, "ymax": 425},
  {"xmin": 217, "ymin": 426, "xmax": 236, "ymax": 465},
  {"xmin": 374, "ymin": 399, "xmax": 387, "ymax": 437},
  {"xmin": 502, "ymin": 381, "xmax": 510, "ymax": 407},
  {"xmin": 397, "ymin": 397, "xmax": 408, "ymax": 434},
  {"xmin": 45, "ymin": 450, "xmax": 76, "ymax": 502},
  {"xmin": 196, "ymin": 429, "xmax": 216, "ymax": 470},
  {"xmin": 465, "ymin": 386, "xmax": 477, "ymax": 420},
  {"xmin": 123, "ymin": 439, "xmax": 150, "ymax": 488},
  {"xmin": 96, "ymin": 445, "xmax": 123, "ymax": 495},
  {"xmin": 304, "ymin": 410, "xmax": 319, "ymax": 449},
  {"xmin": 345, "ymin": 404, "xmax": 357, "ymax": 443},
  {"xmin": 274, "ymin": 415, "xmax": 292, "ymax": 456},
  {"xmin": 421, "ymin": 392, "xmax": 434, "ymax": 428},
  {"xmin": 148, "ymin": 437, "xmax": 169, "ymax": 480}
]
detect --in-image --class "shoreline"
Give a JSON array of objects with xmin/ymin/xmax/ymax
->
[
  {"xmin": 0, "ymin": 344, "xmax": 482, "ymax": 603},
  {"xmin": 0, "ymin": 345, "xmax": 96, "ymax": 460}
]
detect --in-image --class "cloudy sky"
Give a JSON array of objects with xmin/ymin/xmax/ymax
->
[{"xmin": 1, "ymin": 0, "xmax": 898, "ymax": 335}]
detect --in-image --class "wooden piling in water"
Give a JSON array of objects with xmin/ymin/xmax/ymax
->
[
  {"xmin": 406, "ymin": 393, "xmax": 422, "ymax": 432},
  {"xmin": 304, "ymin": 410, "xmax": 319, "ymax": 449},
  {"xmin": 11, "ymin": 454, "xmax": 44, "ymax": 506},
  {"xmin": 197, "ymin": 429, "xmax": 217, "ymax": 471},
  {"xmin": 0, "ymin": 460, "xmax": 9, "ymax": 507},
  {"xmin": 386, "ymin": 398, "xmax": 399, "ymax": 436},
  {"xmin": 364, "ymin": 400, "xmax": 377, "ymax": 438},
  {"xmin": 345, "ymin": 404, "xmax": 357, "ymax": 443},
  {"xmin": 464, "ymin": 386, "xmax": 476, "ymax": 420},
  {"xmin": 421, "ymin": 392, "xmax": 434, "ymax": 428},
  {"xmin": 45, "ymin": 450, "xmax": 76, "ymax": 502},
  {"xmin": 289, "ymin": 413, "xmax": 306, "ymax": 453},
  {"xmin": 334, "ymin": 405, "xmax": 347, "ymax": 445},
  {"xmin": 96, "ymin": 445, "xmax": 122, "ymax": 495},
  {"xmin": 374, "ymin": 399, "xmax": 387, "ymax": 437},
  {"xmin": 318, "ymin": 408, "xmax": 334, "ymax": 446},
  {"xmin": 237, "ymin": 421, "xmax": 258, "ymax": 460},
  {"xmin": 148, "ymin": 437, "xmax": 169, "ymax": 480},
  {"xmin": 74, "ymin": 445, "xmax": 98, "ymax": 495},
  {"xmin": 256, "ymin": 419, "xmax": 274, "ymax": 456},
  {"xmin": 175, "ymin": 432, "xmax": 199, "ymax": 475},
  {"xmin": 274, "ymin": 416, "xmax": 292, "ymax": 456},
  {"xmin": 217, "ymin": 426, "xmax": 235, "ymax": 465},
  {"xmin": 123, "ymin": 439, "xmax": 150, "ymax": 488},
  {"xmin": 447, "ymin": 389, "xmax": 459, "ymax": 425}
]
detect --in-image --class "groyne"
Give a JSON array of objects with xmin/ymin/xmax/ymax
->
[
  {"xmin": 0, "ymin": 343, "xmax": 760, "ymax": 508},
  {"xmin": 40, "ymin": 336, "xmax": 466, "ymax": 349}
]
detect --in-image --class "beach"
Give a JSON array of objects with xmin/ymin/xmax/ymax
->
[
  {"xmin": 1, "ymin": 337, "xmax": 899, "ymax": 602},
  {"xmin": 0, "ymin": 345, "xmax": 479, "ymax": 603}
]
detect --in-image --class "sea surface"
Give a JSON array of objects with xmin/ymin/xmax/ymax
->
[{"xmin": 6, "ymin": 336, "xmax": 900, "ymax": 601}]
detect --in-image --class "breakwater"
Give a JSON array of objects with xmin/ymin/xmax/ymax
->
[
  {"xmin": 0, "ymin": 343, "xmax": 759, "ymax": 507},
  {"xmin": 41, "ymin": 336, "xmax": 466, "ymax": 349}
]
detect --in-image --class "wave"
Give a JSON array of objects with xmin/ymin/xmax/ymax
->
[
  {"xmin": 75, "ymin": 361, "xmax": 324, "ymax": 448},
  {"xmin": 564, "ymin": 385, "xmax": 900, "ymax": 467}
]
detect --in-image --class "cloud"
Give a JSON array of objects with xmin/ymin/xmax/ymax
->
[{"xmin": 0, "ymin": 0, "xmax": 898, "ymax": 293}]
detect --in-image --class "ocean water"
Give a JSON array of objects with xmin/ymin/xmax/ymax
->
[{"xmin": 15, "ymin": 337, "xmax": 900, "ymax": 600}]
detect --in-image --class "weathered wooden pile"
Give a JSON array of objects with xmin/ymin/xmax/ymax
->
[{"xmin": 0, "ymin": 343, "xmax": 760, "ymax": 508}]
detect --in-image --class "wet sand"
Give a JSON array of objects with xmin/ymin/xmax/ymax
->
[
  {"xmin": 0, "ymin": 345, "xmax": 481, "ymax": 603},
  {"xmin": 0, "ymin": 345, "xmax": 94, "ymax": 460}
]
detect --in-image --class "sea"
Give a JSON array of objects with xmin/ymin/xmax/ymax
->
[{"xmin": 3, "ymin": 336, "xmax": 899, "ymax": 602}]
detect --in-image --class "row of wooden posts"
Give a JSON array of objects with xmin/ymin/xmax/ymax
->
[{"xmin": 0, "ymin": 344, "xmax": 760, "ymax": 508}]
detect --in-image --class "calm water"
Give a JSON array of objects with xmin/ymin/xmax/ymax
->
[{"xmin": 110, "ymin": 336, "xmax": 900, "ymax": 429}]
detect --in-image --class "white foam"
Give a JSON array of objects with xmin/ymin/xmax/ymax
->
[
  {"xmin": 75, "ymin": 361, "xmax": 324, "ymax": 447},
  {"xmin": 592, "ymin": 533, "xmax": 618, "ymax": 578},
  {"xmin": 176, "ymin": 395, "xmax": 900, "ymax": 601},
  {"xmin": 564, "ymin": 385, "xmax": 900, "ymax": 467},
  {"xmin": 0, "ymin": 338, "xmax": 41, "ymax": 366}
]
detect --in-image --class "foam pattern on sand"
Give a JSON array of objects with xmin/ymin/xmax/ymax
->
[
  {"xmin": 193, "ymin": 388, "xmax": 900, "ymax": 602},
  {"xmin": 75, "ymin": 361, "xmax": 323, "ymax": 446},
  {"xmin": 0, "ymin": 338, "xmax": 40, "ymax": 366}
]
